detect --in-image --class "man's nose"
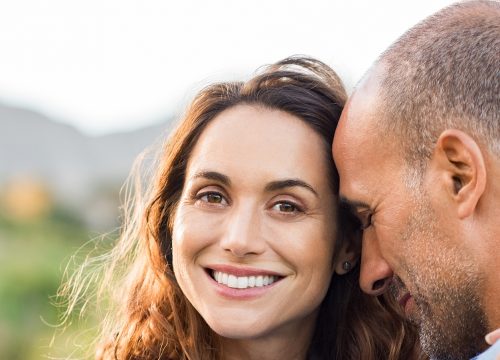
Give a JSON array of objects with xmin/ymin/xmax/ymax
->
[
  {"xmin": 359, "ymin": 231, "xmax": 393, "ymax": 295},
  {"xmin": 219, "ymin": 203, "xmax": 265, "ymax": 257}
]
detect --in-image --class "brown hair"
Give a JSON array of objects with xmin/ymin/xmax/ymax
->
[
  {"xmin": 61, "ymin": 56, "xmax": 421, "ymax": 359},
  {"xmin": 376, "ymin": 0, "xmax": 500, "ymax": 177}
]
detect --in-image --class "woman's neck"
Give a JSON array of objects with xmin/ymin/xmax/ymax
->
[{"xmin": 220, "ymin": 316, "xmax": 317, "ymax": 360}]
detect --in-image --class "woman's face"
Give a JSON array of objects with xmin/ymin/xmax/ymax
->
[{"xmin": 172, "ymin": 104, "xmax": 337, "ymax": 340}]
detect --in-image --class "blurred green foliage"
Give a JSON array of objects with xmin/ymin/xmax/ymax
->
[{"xmin": 0, "ymin": 209, "xmax": 102, "ymax": 360}]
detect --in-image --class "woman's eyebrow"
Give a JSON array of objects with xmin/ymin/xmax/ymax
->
[
  {"xmin": 264, "ymin": 179, "xmax": 318, "ymax": 198},
  {"xmin": 191, "ymin": 170, "xmax": 231, "ymax": 186}
]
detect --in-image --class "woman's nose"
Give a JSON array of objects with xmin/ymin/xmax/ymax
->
[{"xmin": 219, "ymin": 204, "xmax": 266, "ymax": 257}]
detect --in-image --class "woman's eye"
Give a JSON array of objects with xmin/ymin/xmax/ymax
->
[
  {"xmin": 198, "ymin": 192, "xmax": 227, "ymax": 205},
  {"xmin": 272, "ymin": 202, "xmax": 301, "ymax": 214}
]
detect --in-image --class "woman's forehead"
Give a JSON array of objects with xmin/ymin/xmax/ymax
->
[{"xmin": 185, "ymin": 105, "xmax": 330, "ymax": 187}]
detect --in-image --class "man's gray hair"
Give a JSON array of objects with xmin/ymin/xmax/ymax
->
[{"xmin": 376, "ymin": 0, "xmax": 500, "ymax": 183}]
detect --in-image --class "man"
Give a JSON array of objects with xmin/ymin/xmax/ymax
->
[{"xmin": 333, "ymin": 1, "xmax": 500, "ymax": 359}]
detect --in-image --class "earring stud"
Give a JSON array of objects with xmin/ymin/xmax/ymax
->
[{"xmin": 342, "ymin": 261, "xmax": 352, "ymax": 272}]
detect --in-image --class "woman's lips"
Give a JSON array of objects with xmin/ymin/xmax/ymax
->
[{"xmin": 203, "ymin": 265, "xmax": 285, "ymax": 299}]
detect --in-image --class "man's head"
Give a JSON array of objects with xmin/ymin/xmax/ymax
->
[{"xmin": 333, "ymin": 1, "xmax": 500, "ymax": 359}]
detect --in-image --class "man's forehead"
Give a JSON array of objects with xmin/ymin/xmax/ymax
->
[
  {"xmin": 346, "ymin": 66, "xmax": 385, "ymax": 129},
  {"xmin": 334, "ymin": 70, "xmax": 385, "ymax": 164},
  {"xmin": 333, "ymin": 64, "xmax": 394, "ymax": 201}
]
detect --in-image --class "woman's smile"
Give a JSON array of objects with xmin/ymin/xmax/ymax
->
[
  {"xmin": 172, "ymin": 104, "xmax": 337, "ymax": 339},
  {"xmin": 202, "ymin": 265, "xmax": 286, "ymax": 300}
]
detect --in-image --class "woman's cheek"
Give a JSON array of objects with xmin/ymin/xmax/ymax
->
[{"xmin": 172, "ymin": 205, "xmax": 225, "ymax": 256}]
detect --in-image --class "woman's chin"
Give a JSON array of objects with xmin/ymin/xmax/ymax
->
[{"xmin": 205, "ymin": 318, "xmax": 270, "ymax": 340}]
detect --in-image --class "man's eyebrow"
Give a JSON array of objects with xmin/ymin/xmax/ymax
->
[
  {"xmin": 339, "ymin": 196, "xmax": 371, "ymax": 211},
  {"xmin": 265, "ymin": 179, "xmax": 318, "ymax": 198},
  {"xmin": 191, "ymin": 171, "xmax": 231, "ymax": 186}
]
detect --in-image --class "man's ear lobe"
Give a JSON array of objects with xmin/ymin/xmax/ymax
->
[{"xmin": 434, "ymin": 129, "xmax": 486, "ymax": 219}]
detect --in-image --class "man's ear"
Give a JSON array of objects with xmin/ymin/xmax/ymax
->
[
  {"xmin": 432, "ymin": 129, "xmax": 486, "ymax": 219},
  {"xmin": 334, "ymin": 244, "xmax": 359, "ymax": 275}
]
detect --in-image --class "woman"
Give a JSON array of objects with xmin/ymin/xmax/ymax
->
[{"xmin": 62, "ymin": 56, "xmax": 421, "ymax": 359}]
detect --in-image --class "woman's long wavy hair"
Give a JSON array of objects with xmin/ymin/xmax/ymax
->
[{"xmin": 60, "ymin": 56, "xmax": 423, "ymax": 359}]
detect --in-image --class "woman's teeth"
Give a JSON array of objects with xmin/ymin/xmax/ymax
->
[{"xmin": 212, "ymin": 270, "xmax": 279, "ymax": 289}]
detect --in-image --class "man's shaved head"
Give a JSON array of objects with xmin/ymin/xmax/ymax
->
[{"xmin": 375, "ymin": 0, "xmax": 500, "ymax": 177}]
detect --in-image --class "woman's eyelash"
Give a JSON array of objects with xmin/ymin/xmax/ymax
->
[
  {"xmin": 195, "ymin": 191, "xmax": 228, "ymax": 205},
  {"xmin": 272, "ymin": 201, "xmax": 304, "ymax": 214}
]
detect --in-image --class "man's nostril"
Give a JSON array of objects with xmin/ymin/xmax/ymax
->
[{"xmin": 372, "ymin": 279, "xmax": 386, "ymax": 291}]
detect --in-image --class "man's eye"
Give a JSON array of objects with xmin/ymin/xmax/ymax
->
[
  {"xmin": 361, "ymin": 214, "xmax": 372, "ymax": 230},
  {"xmin": 356, "ymin": 210, "xmax": 373, "ymax": 230}
]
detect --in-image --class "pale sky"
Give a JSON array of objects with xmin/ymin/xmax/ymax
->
[{"xmin": 0, "ymin": 0, "xmax": 457, "ymax": 136}]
